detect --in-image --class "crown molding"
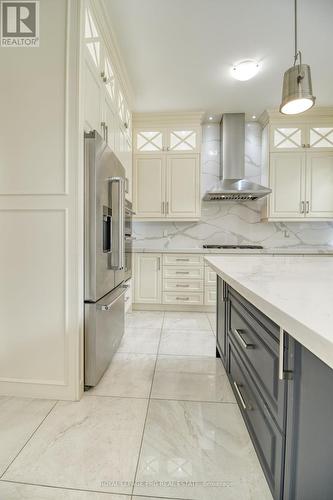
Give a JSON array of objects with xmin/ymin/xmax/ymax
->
[
  {"xmin": 259, "ymin": 107, "xmax": 333, "ymax": 126},
  {"xmin": 133, "ymin": 111, "xmax": 205, "ymax": 128}
]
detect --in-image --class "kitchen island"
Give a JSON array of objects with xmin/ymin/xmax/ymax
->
[{"xmin": 205, "ymin": 255, "xmax": 333, "ymax": 500}]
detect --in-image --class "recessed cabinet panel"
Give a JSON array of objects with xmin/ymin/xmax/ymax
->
[
  {"xmin": 270, "ymin": 153, "xmax": 306, "ymax": 218},
  {"xmin": 134, "ymin": 254, "xmax": 162, "ymax": 304},
  {"xmin": 84, "ymin": 59, "xmax": 103, "ymax": 133},
  {"xmin": 134, "ymin": 156, "xmax": 165, "ymax": 217},
  {"xmin": 166, "ymin": 155, "xmax": 200, "ymax": 218},
  {"xmin": 306, "ymin": 152, "xmax": 333, "ymax": 217}
]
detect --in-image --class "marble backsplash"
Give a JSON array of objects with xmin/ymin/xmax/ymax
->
[{"xmin": 133, "ymin": 122, "xmax": 333, "ymax": 250}]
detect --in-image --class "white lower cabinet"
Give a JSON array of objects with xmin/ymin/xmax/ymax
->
[
  {"xmin": 205, "ymin": 287, "xmax": 217, "ymax": 306},
  {"xmin": 134, "ymin": 253, "xmax": 162, "ymax": 304},
  {"xmin": 163, "ymin": 292, "xmax": 204, "ymax": 306},
  {"xmin": 133, "ymin": 253, "xmax": 216, "ymax": 309}
]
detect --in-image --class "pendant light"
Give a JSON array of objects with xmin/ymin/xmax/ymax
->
[{"xmin": 280, "ymin": 0, "xmax": 315, "ymax": 115}]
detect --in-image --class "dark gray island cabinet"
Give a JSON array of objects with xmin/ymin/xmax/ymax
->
[{"xmin": 216, "ymin": 276, "xmax": 333, "ymax": 500}]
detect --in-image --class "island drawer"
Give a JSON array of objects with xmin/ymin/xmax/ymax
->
[
  {"xmin": 228, "ymin": 292, "xmax": 286, "ymax": 430},
  {"xmin": 162, "ymin": 291, "xmax": 203, "ymax": 305},
  {"xmin": 163, "ymin": 279, "xmax": 203, "ymax": 292},
  {"xmin": 228, "ymin": 339, "xmax": 284, "ymax": 500},
  {"xmin": 229, "ymin": 288, "xmax": 280, "ymax": 341},
  {"xmin": 163, "ymin": 267, "xmax": 204, "ymax": 280},
  {"xmin": 163, "ymin": 254, "xmax": 203, "ymax": 266}
]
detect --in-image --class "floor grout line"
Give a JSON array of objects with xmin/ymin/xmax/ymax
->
[
  {"xmin": 0, "ymin": 479, "xmax": 132, "ymax": 497},
  {"xmin": 130, "ymin": 312, "xmax": 165, "ymax": 497},
  {"xmin": 0, "ymin": 400, "xmax": 58, "ymax": 480}
]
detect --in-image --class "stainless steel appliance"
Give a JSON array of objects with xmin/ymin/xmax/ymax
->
[
  {"xmin": 203, "ymin": 113, "xmax": 271, "ymax": 201},
  {"xmin": 124, "ymin": 199, "xmax": 135, "ymax": 282},
  {"xmin": 84, "ymin": 130, "xmax": 127, "ymax": 387}
]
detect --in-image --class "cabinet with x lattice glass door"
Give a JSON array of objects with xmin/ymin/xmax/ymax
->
[{"xmin": 133, "ymin": 120, "xmax": 201, "ymax": 220}]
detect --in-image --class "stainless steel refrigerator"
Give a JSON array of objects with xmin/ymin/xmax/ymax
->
[{"xmin": 84, "ymin": 130, "xmax": 127, "ymax": 387}]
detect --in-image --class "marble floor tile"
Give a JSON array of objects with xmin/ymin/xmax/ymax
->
[
  {"xmin": 118, "ymin": 327, "xmax": 161, "ymax": 355},
  {"xmin": 126, "ymin": 311, "xmax": 164, "ymax": 329},
  {"xmin": 134, "ymin": 400, "xmax": 273, "ymax": 500},
  {"xmin": 207, "ymin": 313, "xmax": 216, "ymax": 334},
  {"xmin": 132, "ymin": 497, "xmax": 175, "ymax": 500},
  {"xmin": 88, "ymin": 353, "xmax": 156, "ymax": 398},
  {"xmin": 3, "ymin": 396, "xmax": 148, "ymax": 495},
  {"xmin": 151, "ymin": 356, "xmax": 236, "ymax": 403},
  {"xmin": 163, "ymin": 312, "xmax": 212, "ymax": 331},
  {"xmin": 0, "ymin": 482, "xmax": 128, "ymax": 499},
  {"xmin": 159, "ymin": 330, "xmax": 216, "ymax": 357},
  {"xmin": 0, "ymin": 397, "xmax": 55, "ymax": 476}
]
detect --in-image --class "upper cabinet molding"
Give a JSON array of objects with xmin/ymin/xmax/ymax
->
[
  {"xmin": 259, "ymin": 107, "xmax": 333, "ymax": 127},
  {"xmin": 133, "ymin": 111, "xmax": 204, "ymax": 129}
]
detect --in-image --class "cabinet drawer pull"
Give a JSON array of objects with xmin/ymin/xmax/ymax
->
[
  {"xmin": 176, "ymin": 258, "xmax": 190, "ymax": 261},
  {"xmin": 234, "ymin": 328, "xmax": 254, "ymax": 349},
  {"xmin": 176, "ymin": 296, "xmax": 189, "ymax": 301},
  {"xmin": 176, "ymin": 284, "xmax": 190, "ymax": 287},
  {"xmin": 176, "ymin": 271, "xmax": 189, "ymax": 274},
  {"xmin": 233, "ymin": 381, "xmax": 251, "ymax": 411}
]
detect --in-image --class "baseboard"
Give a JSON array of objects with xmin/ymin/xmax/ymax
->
[{"xmin": 132, "ymin": 303, "xmax": 216, "ymax": 312}]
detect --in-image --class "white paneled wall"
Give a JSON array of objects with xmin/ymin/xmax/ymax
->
[{"xmin": 0, "ymin": 0, "xmax": 82, "ymax": 400}]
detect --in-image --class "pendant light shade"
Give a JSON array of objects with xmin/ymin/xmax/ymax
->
[
  {"xmin": 279, "ymin": 0, "xmax": 316, "ymax": 115},
  {"xmin": 280, "ymin": 63, "xmax": 315, "ymax": 114}
]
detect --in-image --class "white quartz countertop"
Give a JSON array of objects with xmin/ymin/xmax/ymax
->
[
  {"xmin": 205, "ymin": 255, "xmax": 333, "ymax": 370},
  {"xmin": 132, "ymin": 246, "xmax": 333, "ymax": 255}
]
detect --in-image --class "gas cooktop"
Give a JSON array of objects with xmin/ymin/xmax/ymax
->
[{"xmin": 203, "ymin": 244, "xmax": 264, "ymax": 250}]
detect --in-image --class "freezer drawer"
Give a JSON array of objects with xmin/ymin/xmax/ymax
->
[{"xmin": 84, "ymin": 284, "xmax": 127, "ymax": 387}]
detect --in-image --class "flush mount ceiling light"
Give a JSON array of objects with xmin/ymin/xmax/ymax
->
[
  {"xmin": 232, "ymin": 60, "xmax": 260, "ymax": 81},
  {"xmin": 280, "ymin": 0, "xmax": 315, "ymax": 114}
]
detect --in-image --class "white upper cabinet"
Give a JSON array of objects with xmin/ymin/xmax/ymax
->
[
  {"xmin": 83, "ymin": 2, "xmax": 132, "ymax": 198},
  {"xmin": 270, "ymin": 125, "xmax": 305, "ymax": 151},
  {"xmin": 166, "ymin": 155, "xmax": 200, "ymax": 217},
  {"xmin": 134, "ymin": 127, "xmax": 200, "ymax": 153},
  {"xmin": 306, "ymin": 152, "xmax": 333, "ymax": 217},
  {"xmin": 308, "ymin": 125, "xmax": 333, "ymax": 150},
  {"xmin": 261, "ymin": 109, "xmax": 333, "ymax": 221},
  {"xmin": 134, "ymin": 155, "xmax": 165, "ymax": 217},
  {"xmin": 84, "ymin": 6, "xmax": 101, "ymax": 71},
  {"xmin": 168, "ymin": 128, "xmax": 200, "ymax": 153},
  {"xmin": 134, "ymin": 129, "xmax": 165, "ymax": 153},
  {"xmin": 269, "ymin": 153, "xmax": 306, "ymax": 218},
  {"xmin": 270, "ymin": 122, "xmax": 333, "ymax": 152},
  {"xmin": 132, "ymin": 113, "xmax": 202, "ymax": 220}
]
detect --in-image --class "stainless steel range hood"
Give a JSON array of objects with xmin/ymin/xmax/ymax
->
[{"xmin": 203, "ymin": 113, "xmax": 271, "ymax": 201}]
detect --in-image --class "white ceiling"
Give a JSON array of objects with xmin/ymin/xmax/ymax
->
[{"xmin": 104, "ymin": 0, "xmax": 333, "ymax": 118}]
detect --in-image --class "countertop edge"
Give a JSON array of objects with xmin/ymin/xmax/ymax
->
[{"xmin": 204, "ymin": 256, "xmax": 333, "ymax": 371}]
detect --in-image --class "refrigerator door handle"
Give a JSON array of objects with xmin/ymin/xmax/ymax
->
[
  {"xmin": 98, "ymin": 284, "xmax": 128, "ymax": 311},
  {"xmin": 109, "ymin": 176, "xmax": 125, "ymax": 270}
]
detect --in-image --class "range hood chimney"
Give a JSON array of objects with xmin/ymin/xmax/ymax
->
[{"xmin": 203, "ymin": 113, "xmax": 272, "ymax": 201}]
